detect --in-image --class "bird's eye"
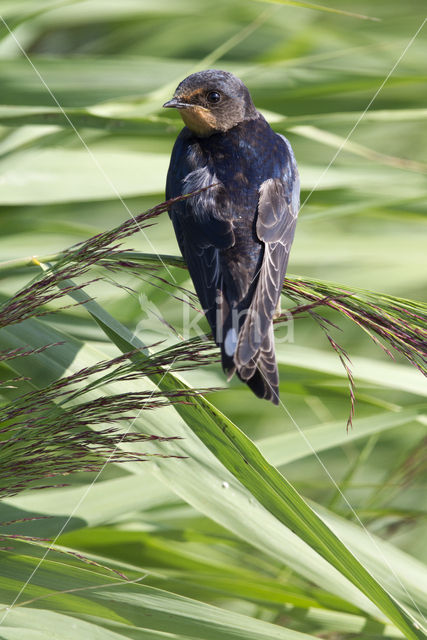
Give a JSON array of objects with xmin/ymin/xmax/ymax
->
[{"xmin": 207, "ymin": 91, "xmax": 221, "ymax": 104}]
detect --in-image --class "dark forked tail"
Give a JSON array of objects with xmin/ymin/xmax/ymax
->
[
  {"xmin": 235, "ymin": 325, "xmax": 279, "ymax": 404},
  {"xmin": 220, "ymin": 322, "xmax": 279, "ymax": 405}
]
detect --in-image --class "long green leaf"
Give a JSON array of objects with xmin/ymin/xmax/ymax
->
[
  {"xmin": 257, "ymin": 407, "xmax": 424, "ymax": 467},
  {"xmin": 3, "ymin": 301, "xmax": 426, "ymax": 630},
  {"xmin": 252, "ymin": 0, "xmax": 379, "ymax": 21},
  {"xmin": 65, "ymin": 284, "xmax": 425, "ymax": 638},
  {"xmin": 0, "ymin": 546, "xmax": 317, "ymax": 640}
]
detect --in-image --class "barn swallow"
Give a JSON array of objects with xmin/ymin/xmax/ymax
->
[{"xmin": 164, "ymin": 69, "xmax": 299, "ymax": 404}]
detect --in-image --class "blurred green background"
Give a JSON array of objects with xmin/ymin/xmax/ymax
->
[{"xmin": 0, "ymin": 1, "xmax": 426, "ymax": 638}]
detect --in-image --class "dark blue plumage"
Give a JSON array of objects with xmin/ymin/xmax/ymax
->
[{"xmin": 164, "ymin": 70, "xmax": 299, "ymax": 403}]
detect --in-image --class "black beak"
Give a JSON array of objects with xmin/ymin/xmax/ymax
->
[{"xmin": 162, "ymin": 98, "xmax": 189, "ymax": 109}]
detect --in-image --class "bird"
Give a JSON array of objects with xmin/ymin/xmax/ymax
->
[{"xmin": 163, "ymin": 69, "xmax": 299, "ymax": 404}]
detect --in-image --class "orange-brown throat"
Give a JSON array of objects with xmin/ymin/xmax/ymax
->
[{"xmin": 179, "ymin": 105, "xmax": 218, "ymax": 137}]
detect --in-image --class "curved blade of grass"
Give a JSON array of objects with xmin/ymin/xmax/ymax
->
[
  {"xmin": 65, "ymin": 249, "xmax": 426, "ymax": 380},
  {"xmin": 2, "ymin": 106, "xmax": 426, "ymax": 135},
  {"xmin": 290, "ymin": 125, "xmax": 427, "ymax": 174},
  {"xmin": 0, "ymin": 105, "xmax": 177, "ymax": 136},
  {"xmin": 5, "ymin": 433, "xmax": 427, "ymax": 625},
  {"xmin": 0, "ymin": 147, "xmax": 169, "ymax": 204},
  {"xmin": 4, "ymin": 249, "xmax": 425, "ymax": 382},
  {"xmin": 2, "ymin": 267, "xmax": 425, "ymax": 633},
  {"xmin": 0, "ymin": 548, "xmax": 318, "ymax": 640},
  {"xmin": 276, "ymin": 345, "xmax": 427, "ymax": 396},
  {"xmin": 252, "ymin": 0, "xmax": 379, "ymax": 21},
  {"xmin": 68, "ymin": 284, "xmax": 425, "ymax": 638},
  {"xmin": 0, "ymin": 609, "xmax": 128, "ymax": 640},
  {"xmin": 257, "ymin": 407, "xmax": 425, "ymax": 467},
  {"xmin": 151, "ymin": 377, "xmax": 425, "ymax": 638}
]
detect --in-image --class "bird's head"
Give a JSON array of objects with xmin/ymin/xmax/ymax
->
[{"xmin": 163, "ymin": 69, "xmax": 258, "ymax": 137}]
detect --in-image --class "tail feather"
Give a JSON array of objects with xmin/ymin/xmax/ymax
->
[
  {"xmin": 216, "ymin": 285, "xmax": 279, "ymax": 405},
  {"xmin": 234, "ymin": 326, "xmax": 279, "ymax": 404}
]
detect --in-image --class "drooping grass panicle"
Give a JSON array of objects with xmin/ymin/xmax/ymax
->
[
  {"xmin": 74, "ymin": 222, "xmax": 427, "ymax": 382},
  {"xmin": 0, "ymin": 343, "xmax": 65, "ymax": 362},
  {"xmin": 6, "ymin": 191, "xmax": 424, "ymax": 380},
  {"xmin": 1, "ymin": 193, "xmax": 425, "ymax": 454},
  {"xmin": 284, "ymin": 276, "xmax": 427, "ymax": 376},
  {"xmin": 0, "ymin": 191, "xmax": 209, "ymax": 329},
  {"xmin": 0, "ymin": 341, "xmax": 219, "ymax": 501}
]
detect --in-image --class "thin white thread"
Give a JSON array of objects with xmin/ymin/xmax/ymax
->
[
  {"xmin": 299, "ymin": 17, "xmax": 427, "ymax": 212},
  {"xmin": 0, "ymin": 14, "xmax": 183, "ymax": 620},
  {"xmin": 0, "ymin": 14, "xmax": 176, "ymax": 284},
  {"xmin": 274, "ymin": 18, "xmax": 427, "ymax": 625},
  {"xmin": 273, "ymin": 390, "xmax": 426, "ymax": 630},
  {"xmin": 204, "ymin": 13, "xmax": 427, "ymax": 301},
  {"xmin": 192, "ymin": 16, "xmax": 426, "ymax": 290},
  {"xmin": 257, "ymin": 340, "xmax": 426, "ymax": 628},
  {"xmin": 0, "ymin": 363, "xmax": 176, "ymax": 625},
  {"xmin": 2, "ymin": 573, "xmax": 149, "ymax": 611},
  {"xmin": 251, "ymin": 20, "xmax": 427, "ymax": 623},
  {"xmin": 1, "ymin": 8, "xmax": 425, "ymax": 631}
]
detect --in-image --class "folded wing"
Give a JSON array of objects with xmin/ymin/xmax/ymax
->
[{"xmin": 234, "ymin": 146, "xmax": 299, "ymax": 403}]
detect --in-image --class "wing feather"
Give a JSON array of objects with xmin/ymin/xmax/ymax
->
[{"xmin": 235, "ymin": 152, "xmax": 299, "ymax": 378}]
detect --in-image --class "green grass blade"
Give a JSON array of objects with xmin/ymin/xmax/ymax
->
[
  {"xmin": 0, "ymin": 547, "xmax": 318, "ymax": 640},
  {"xmin": 257, "ymin": 407, "xmax": 425, "ymax": 467},
  {"xmin": 67, "ymin": 284, "xmax": 425, "ymax": 638},
  {"xmin": 252, "ymin": 0, "xmax": 379, "ymax": 21},
  {"xmin": 3, "ymin": 308, "xmax": 426, "ymax": 632}
]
